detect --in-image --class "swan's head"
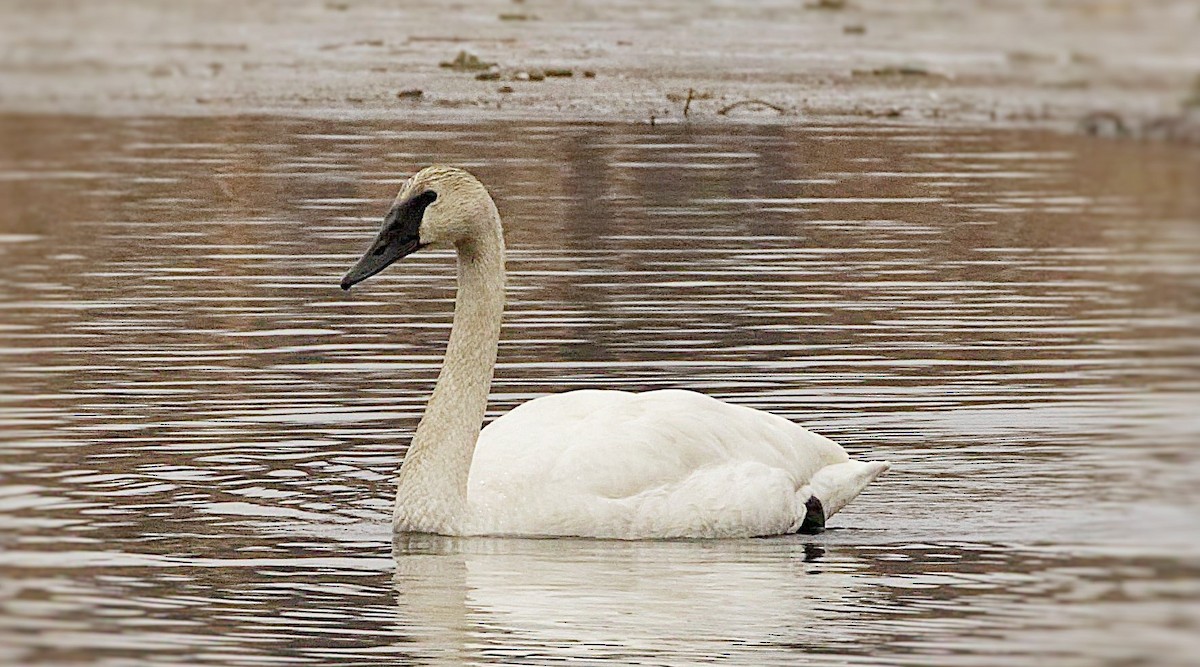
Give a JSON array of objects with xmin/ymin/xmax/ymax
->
[{"xmin": 340, "ymin": 166, "xmax": 497, "ymax": 290}]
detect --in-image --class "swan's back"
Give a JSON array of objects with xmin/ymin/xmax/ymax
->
[{"xmin": 466, "ymin": 389, "xmax": 862, "ymax": 538}]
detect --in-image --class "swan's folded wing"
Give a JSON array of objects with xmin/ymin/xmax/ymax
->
[{"xmin": 470, "ymin": 388, "xmax": 847, "ymax": 502}]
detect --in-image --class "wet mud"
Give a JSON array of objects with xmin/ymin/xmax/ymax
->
[{"xmin": 2, "ymin": 0, "xmax": 1199, "ymax": 134}]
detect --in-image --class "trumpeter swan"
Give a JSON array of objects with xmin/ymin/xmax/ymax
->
[{"xmin": 340, "ymin": 166, "xmax": 889, "ymax": 539}]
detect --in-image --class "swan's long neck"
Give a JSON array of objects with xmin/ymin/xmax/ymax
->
[{"xmin": 394, "ymin": 216, "xmax": 505, "ymax": 534}]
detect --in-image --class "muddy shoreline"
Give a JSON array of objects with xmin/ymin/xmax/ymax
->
[{"xmin": 3, "ymin": 0, "xmax": 1199, "ymax": 135}]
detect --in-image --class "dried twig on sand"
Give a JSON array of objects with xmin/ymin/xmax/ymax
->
[{"xmin": 717, "ymin": 99, "xmax": 787, "ymax": 115}]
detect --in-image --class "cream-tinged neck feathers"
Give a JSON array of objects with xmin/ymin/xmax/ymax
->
[{"xmin": 392, "ymin": 173, "xmax": 505, "ymax": 533}]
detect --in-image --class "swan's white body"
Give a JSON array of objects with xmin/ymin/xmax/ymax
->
[
  {"xmin": 469, "ymin": 389, "xmax": 884, "ymax": 538},
  {"xmin": 341, "ymin": 166, "xmax": 889, "ymax": 539}
]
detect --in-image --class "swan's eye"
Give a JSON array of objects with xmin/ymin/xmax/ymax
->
[
  {"xmin": 372, "ymin": 188, "xmax": 438, "ymax": 257},
  {"xmin": 415, "ymin": 190, "xmax": 437, "ymax": 208}
]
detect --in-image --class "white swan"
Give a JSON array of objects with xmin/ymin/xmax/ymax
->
[{"xmin": 340, "ymin": 166, "xmax": 889, "ymax": 539}]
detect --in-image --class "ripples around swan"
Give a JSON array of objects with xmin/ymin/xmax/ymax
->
[{"xmin": 0, "ymin": 115, "xmax": 1198, "ymax": 665}]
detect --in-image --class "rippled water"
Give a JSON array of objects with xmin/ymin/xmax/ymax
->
[{"xmin": 1, "ymin": 114, "xmax": 1198, "ymax": 666}]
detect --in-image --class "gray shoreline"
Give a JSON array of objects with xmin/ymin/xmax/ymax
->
[{"xmin": 2, "ymin": 0, "xmax": 1198, "ymax": 133}]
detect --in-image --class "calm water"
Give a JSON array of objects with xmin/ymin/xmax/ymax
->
[{"xmin": 1, "ymin": 115, "xmax": 1198, "ymax": 666}]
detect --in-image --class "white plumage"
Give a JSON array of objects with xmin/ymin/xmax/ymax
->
[
  {"xmin": 341, "ymin": 166, "xmax": 890, "ymax": 539},
  {"xmin": 470, "ymin": 389, "xmax": 870, "ymax": 538}
]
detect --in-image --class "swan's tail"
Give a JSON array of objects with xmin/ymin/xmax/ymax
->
[{"xmin": 798, "ymin": 460, "xmax": 890, "ymax": 532}]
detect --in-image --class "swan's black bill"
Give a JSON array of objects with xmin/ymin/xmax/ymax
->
[
  {"xmin": 340, "ymin": 190, "xmax": 437, "ymax": 290},
  {"xmin": 340, "ymin": 236, "xmax": 424, "ymax": 290}
]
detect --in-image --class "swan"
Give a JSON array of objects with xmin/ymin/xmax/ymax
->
[{"xmin": 340, "ymin": 166, "xmax": 890, "ymax": 539}]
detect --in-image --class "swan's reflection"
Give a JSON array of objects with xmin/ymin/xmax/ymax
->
[{"xmin": 392, "ymin": 533, "xmax": 867, "ymax": 664}]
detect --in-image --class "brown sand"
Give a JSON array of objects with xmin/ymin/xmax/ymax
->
[{"xmin": 2, "ymin": 0, "xmax": 1198, "ymax": 132}]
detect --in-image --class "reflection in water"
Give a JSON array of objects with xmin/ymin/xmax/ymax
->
[
  {"xmin": 391, "ymin": 535, "xmax": 854, "ymax": 664},
  {"xmin": 0, "ymin": 114, "xmax": 1198, "ymax": 665},
  {"xmin": 390, "ymin": 536, "xmax": 1200, "ymax": 666}
]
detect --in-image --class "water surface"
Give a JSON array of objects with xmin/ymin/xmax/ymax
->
[{"xmin": 1, "ymin": 115, "xmax": 1198, "ymax": 665}]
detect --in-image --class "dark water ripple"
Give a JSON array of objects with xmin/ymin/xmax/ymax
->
[{"xmin": 0, "ymin": 115, "xmax": 1197, "ymax": 666}]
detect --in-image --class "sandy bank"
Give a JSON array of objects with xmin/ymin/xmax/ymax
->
[{"xmin": 2, "ymin": 0, "xmax": 1198, "ymax": 135}]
